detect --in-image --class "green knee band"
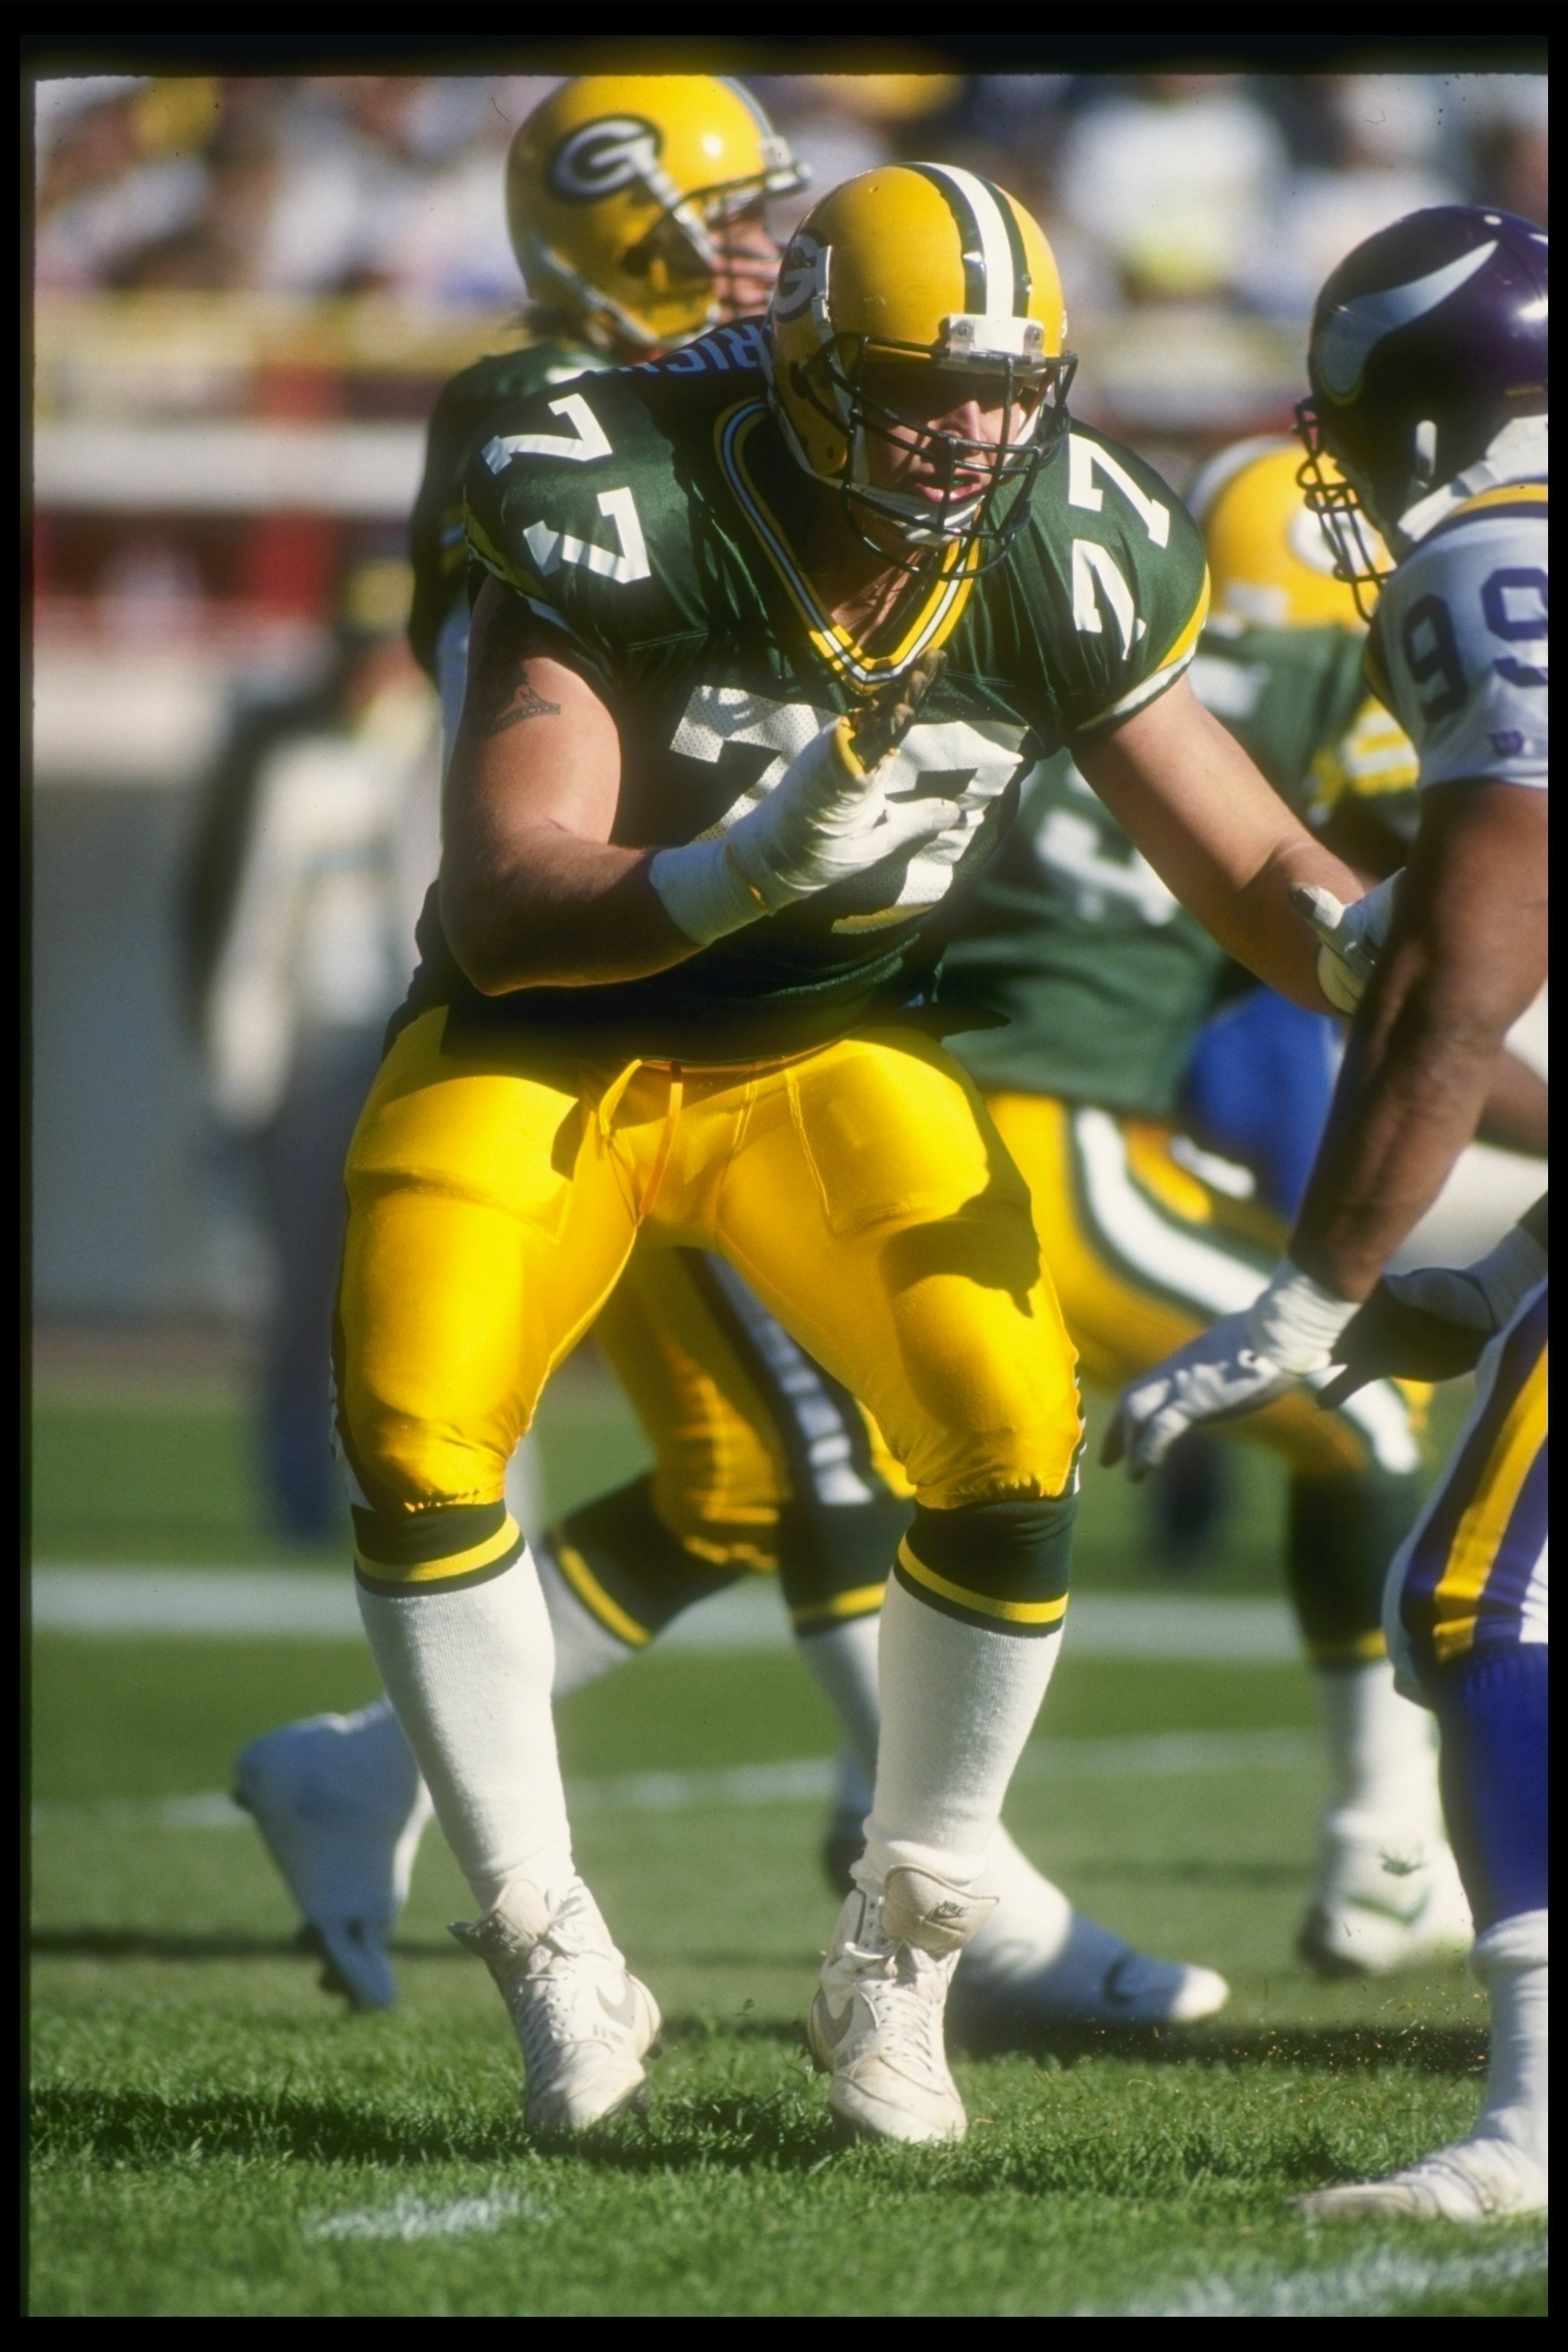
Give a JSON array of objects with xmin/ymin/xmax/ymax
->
[
  {"xmin": 1287, "ymin": 1469, "xmax": 1421, "ymax": 1666},
  {"xmin": 548, "ymin": 1474, "xmax": 750, "ymax": 1647},
  {"xmin": 894, "ymin": 1492, "xmax": 1076, "ymax": 1636}
]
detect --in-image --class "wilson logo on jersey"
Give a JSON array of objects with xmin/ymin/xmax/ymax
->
[{"xmin": 548, "ymin": 116, "xmax": 663, "ymax": 204}]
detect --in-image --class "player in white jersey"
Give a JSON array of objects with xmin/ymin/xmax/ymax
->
[{"xmin": 1106, "ymin": 204, "xmax": 1548, "ymax": 2221}]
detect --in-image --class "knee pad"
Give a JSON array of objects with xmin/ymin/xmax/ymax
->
[
  {"xmin": 546, "ymin": 1474, "xmax": 754, "ymax": 1645},
  {"xmin": 895, "ymin": 1493, "xmax": 1076, "ymax": 1635}
]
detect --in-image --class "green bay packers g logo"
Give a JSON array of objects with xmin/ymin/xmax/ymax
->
[
  {"xmin": 773, "ymin": 234, "xmax": 827, "ymax": 322},
  {"xmin": 548, "ymin": 116, "xmax": 662, "ymax": 204}
]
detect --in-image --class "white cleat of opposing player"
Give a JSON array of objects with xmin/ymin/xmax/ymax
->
[
  {"xmin": 809, "ymin": 1866, "xmax": 995, "ymax": 2145},
  {"xmin": 1293, "ymin": 2134, "xmax": 1548, "ymax": 2223},
  {"xmin": 234, "ymin": 1713, "xmax": 432, "ymax": 2013},
  {"xmin": 1298, "ymin": 1811, "xmax": 1473, "ymax": 1978},
  {"xmin": 450, "ymin": 1876, "xmax": 661, "ymax": 2136}
]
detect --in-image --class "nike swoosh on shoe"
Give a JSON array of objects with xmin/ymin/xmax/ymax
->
[
  {"xmin": 813, "ymin": 1998, "xmax": 856, "ymax": 2052},
  {"xmin": 596, "ymin": 1981, "xmax": 643, "ymax": 2030}
]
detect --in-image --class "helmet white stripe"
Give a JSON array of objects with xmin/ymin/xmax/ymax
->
[
  {"xmin": 920, "ymin": 162, "xmax": 1016, "ymax": 318},
  {"xmin": 1318, "ymin": 242, "xmax": 1497, "ymax": 400}
]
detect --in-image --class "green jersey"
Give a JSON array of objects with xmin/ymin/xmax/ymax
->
[
  {"xmin": 400, "ymin": 322, "xmax": 1209, "ymax": 1065},
  {"xmin": 938, "ymin": 619, "xmax": 1370, "ymax": 1113},
  {"xmin": 407, "ymin": 334, "xmax": 606, "ymax": 685}
]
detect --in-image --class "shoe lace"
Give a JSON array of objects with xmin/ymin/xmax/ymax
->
[
  {"xmin": 508, "ymin": 1887, "xmax": 622, "ymax": 2078},
  {"xmin": 847, "ymin": 1935, "xmax": 952, "ymax": 2079}
]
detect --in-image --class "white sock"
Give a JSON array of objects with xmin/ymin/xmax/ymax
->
[
  {"xmin": 1472, "ymin": 1909, "xmax": 1549, "ymax": 2172},
  {"xmin": 864, "ymin": 1575, "xmax": 1063, "ymax": 1888},
  {"xmin": 1315, "ymin": 1659, "xmax": 1445, "ymax": 1834},
  {"xmin": 358, "ymin": 1550, "xmax": 573, "ymax": 1913},
  {"xmin": 814, "ymin": 1626, "xmax": 1080, "ymax": 1963},
  {"xmin": 796, "ymin": 1615, "xmax": 880, "ymax": 1783},
  {"xmin": 965, "ymin": 1824, "xmax": 1073, "ymax": 1965},
  {"xmin": 533, "ymin": 1539, "xmax": 642, "ymax": 1697}
]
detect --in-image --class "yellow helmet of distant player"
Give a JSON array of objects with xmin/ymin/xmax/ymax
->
[
  {"xmin": 1185, "ymin": 438, "xmax": 1390, "ymax": 629},
  {"xmin": 507, "ymin": 75, "xmax": 805, "ymax": 356},
  {"xmin": 763, "ymin": 164, "xmax": 1076, "ymax": 570}
]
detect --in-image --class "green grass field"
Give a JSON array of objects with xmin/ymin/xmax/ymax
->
[{"xmin": 29, "ymin": 1365, "xmax": 1544, "ymax": 2316}]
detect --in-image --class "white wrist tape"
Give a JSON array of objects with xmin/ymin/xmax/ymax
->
[
  {"xmin": 648, "ymin": 836, "xmax": 767, "ymax": 948},
  {"xmin": 1294, "ymin": 873, "xmax": 1400, "ymax": 1014},
  {"xmin": 1245, "ymin": 1257, "xmax": 1359, "ymax": 1374}
]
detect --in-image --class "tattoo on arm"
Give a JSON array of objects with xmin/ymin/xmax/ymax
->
[{"xmin": 469, "ymin": 608, "xmax": 564, "ymax": 738}]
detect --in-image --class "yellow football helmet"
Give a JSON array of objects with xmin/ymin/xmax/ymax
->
[
  {"xmin": 763, "ymin": 164, "xmax": 1075, "ymax": 570},
  {"xmin": 507, "ymin": 75, "xmax": 805, "ymax": 357},
  {"xmin": 1185, "ymin": 438, "xmax": 1387, "ymax": 630}
]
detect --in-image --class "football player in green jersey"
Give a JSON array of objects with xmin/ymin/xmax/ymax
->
[
  {"xmin": 239, "ymin": 83, "xmax": 1227, "ymax": 2044},
  {"xmin": 330, "ymin": 161, "xmax": 1370, "ymax": 2145},
  {"xmin": 407, "ymin": 74, "xmax": 802, "ymax": 752}
]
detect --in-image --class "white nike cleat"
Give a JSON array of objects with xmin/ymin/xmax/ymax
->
[
  {"xmin": 808, "ymin": 1866, "xmax": 993, "ymax": 2147},
  {"xmin": 952, "ymin": 1909, "xmax": 1230, "ymax": 2034},
  {"xmin": 1298, "ymin": 1809, "xmax": 1473, "ymax": 1978},
  {"xmin": 1293, "ymin": 2135, "xmax": 1548, "ymax": 2222},
  {"xmin": 234, "ymin": 1713, "xmax": 433, "ymax": 2011},
  {"xmin": 450, "ymin": 1875, "xmax": 660, "ymax": 2136}
]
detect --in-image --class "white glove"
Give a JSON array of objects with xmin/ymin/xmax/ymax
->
[
  {"xmin": 1102, "ymin": 1257, "xmax": 1357, "ymax": 1480},
  {"xmin": 649, "ymin": 690, "xmax": 959, "ymax": 948},
  {"xmin": 1293, "ymin": 872, "xmax": 1401, "ymax": 1013}
]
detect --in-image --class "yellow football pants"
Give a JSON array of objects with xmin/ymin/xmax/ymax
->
[
  {"xmin": 590, "ymin": 1091, "xmax": 1420, "ymax": 1547},
  {"xmin": 564, "ymin": 1089, "xmax": 1423, "ymax": 1664},
  {"xmin": 335, "ymin": 1012, "xmax": 1082, "ymax": 1586}
]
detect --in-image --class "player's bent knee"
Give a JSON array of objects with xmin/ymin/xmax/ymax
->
[
  {"xmin": 895, "ymin": 1492, "xmax": 1076, "ymax": 1636},
  {"xmin": 350, "ymin": 1494, "xmax": 527, "ymax": 1597}
]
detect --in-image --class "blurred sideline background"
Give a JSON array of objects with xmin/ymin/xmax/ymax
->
[{"xmin": 30, "ymin": 64, "xmax": 1548, "ymax": 1564}]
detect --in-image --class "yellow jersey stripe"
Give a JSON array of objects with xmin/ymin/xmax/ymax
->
[
  {"xmin": 1431, "ymin": 1348, "xmax": 1547, "ymax": 1660},
  {"xmin": 1449, "ymin": 482, "xmax": 1549, "ymax": 520},
  {"xmin": 897, "ymin": 1537, "xmax": 1069, "ymax": 1628},
  {"xmin": 718, "ymin": 400, "xmax": 979, "ymax": 689},
  {"xmin": 552, "ymin": 1538, "xmax": 652, "ymax": 1648},
  {"xmin": 354, "ymin": 1511, "xmax": 522, "ymax": 1589},
  {"xmin": 789, "ymin": 1580, "xmax": 888, "ymax": 1631}
]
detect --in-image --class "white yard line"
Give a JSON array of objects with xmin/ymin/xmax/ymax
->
[
  {"xmin": 30, "ymin": 1567, "xmax": 1300, "ymax": 1661},
  {"xmin": 303, "ymin": 2190, "xmax": 547, "ymax": 2243},
  {"xmin": 1099, "ymin": 2235, "xmax": 1547, "ymax": 2318},
  {"xmin": 31, "ymin": 1727, "xmax": 1320, "ymax": 1834}
]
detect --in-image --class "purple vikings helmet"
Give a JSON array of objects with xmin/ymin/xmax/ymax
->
[{"xmin": 1296, "ymin": 206, "xmax": 1548, "ymax": 611}]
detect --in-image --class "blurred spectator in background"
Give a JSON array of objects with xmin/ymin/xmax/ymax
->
[
  {"xmin": 1055, "ymin": 75, "xmax": 1289, "ymax": 309},
  {"xmin": 36, "ymin": 76, "xmax": 223, "ymax": 289},
  {"xmin": 37, "ymin": 73, "xmax": 559, "ymax": 300},
  {"xmin": 1246, "ymin": 75, "xmax": 1461, "ymax": 320},
  {"xmin": 182, "ymin": 554, "xmax": 439, "ymax": 1538}
]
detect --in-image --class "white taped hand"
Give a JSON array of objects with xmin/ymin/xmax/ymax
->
[
  {"xmin": 1293, "ymin": 871, "xmax": 1401, "ymax": 1014},
  {"xmin": 648, "ymin": 715, "xmax": 960, "ymax": 949},
  {"xmin": 1102, "ymin": 1258, "xmax": 1357, "ymax": 1480}
]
